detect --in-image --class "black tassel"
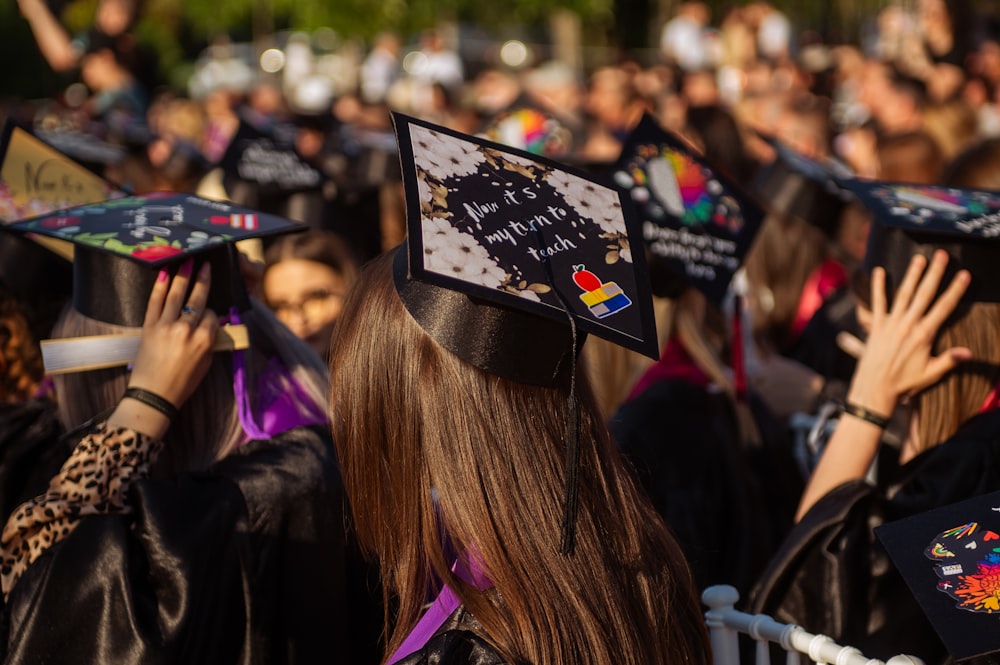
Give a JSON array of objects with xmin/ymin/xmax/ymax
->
[{"xmin": 559, "ymin": 388, "xmax": 580, "ymax": 555}]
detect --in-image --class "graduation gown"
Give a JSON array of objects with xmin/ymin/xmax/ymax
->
[
  {"xmin": 394, "ymin": 608, "xmax": 505, "ymax": 665},
  {"xmin": 0, "ymin": 398, "xmax": 70, "ymax": 524},
  {"xmin": 609, "ymin": 377, "xmax": 802, "ymax": 597},
  {"xmin": 0, "ymin": 425, "xmax": 382, "ymax": 665},
  {"xmin": 749, "ymin": 409, "xmax": 1000, "ymax": 664}
]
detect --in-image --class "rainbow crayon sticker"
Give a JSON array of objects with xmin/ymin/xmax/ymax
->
[{"xmin": 573, "ymin": 264, "xmax": 632, "ymax": 319}]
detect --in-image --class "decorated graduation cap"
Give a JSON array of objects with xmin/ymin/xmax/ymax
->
[
  {"xmin": 0, "ymin": 121, "xmax": 128, "ymax": 339},
  {"xmin": 393, "ymin": 112, "xmax": 657, "ymax": 553},
  {"xmin": 478, "ymin": 96, "xmax": 575, "ymax": 158},
  {"xmin": 393, "ymin": 112, "xmax": 658, "ymax": 384},
  {"xmin": 844, "ymin": 180, "xmax": 1000, "ymax": 305},
  {"xmin": 219, "ymin": 119, "xmax": 326, "ymax": 202},
  {"xmin": 610, "ymin": 113, "xmax": 764, "ymax": 307},
  {"xmin": 751, "ymin": 133, "xmax": 853, "ymax": 237},
  {"xmin": 0, "ymin": 121, "xmax": 125, "ymax": 225},
  {"xmin": 875, "ymin": 489, "xmax": 1000, "ymax": 662},
  {"xmin": 6, "ymin": 192, "xmax": 303, "ymax": 331}
]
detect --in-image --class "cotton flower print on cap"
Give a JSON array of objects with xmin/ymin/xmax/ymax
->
[
  {"xmin": 422, "ymin": 216, "xmax": 508, "ymax": 289},
  {"xmin": 545, "ymin": 169, "xmax": 631, "ymax": 263},
  {"xmin": 411, "ymin": 123, "xmax": 488, "ymax": 181}
]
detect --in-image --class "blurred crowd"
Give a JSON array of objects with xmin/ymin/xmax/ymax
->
[
  {"xmin": 5, "ymin": 0, "xmax": 999, "ymax": 261},
  {"xmin": 3, "ymin": 0, "xmax": 1000, "ymax": 663}
]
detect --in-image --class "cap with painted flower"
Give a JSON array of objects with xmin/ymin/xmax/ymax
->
[
  {"xmin": 4, "ymin": 192, "xmax": 304, "ymax": 326},
  {"xmin": 876, "ymin": 489, "xmax": 1000, "ymax": 662},
  {"xmin": 392, "ymin": 112, "xmax": 657, "ymax": 387},
  {"xmin": 611, "ymin": 113, "xmax": 764, "ymax": 307}
]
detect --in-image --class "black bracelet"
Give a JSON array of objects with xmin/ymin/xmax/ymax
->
[
  {"xmin": 123, "ymin": 387, "xmax": 180, "ymax": 422},
  {"xmin": 841, "ymin": 401, "xmax": 890, "ymax": 430}
]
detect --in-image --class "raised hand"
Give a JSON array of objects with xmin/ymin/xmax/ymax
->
[
  {"xmin": 846, "ymin": 249, "xmax": 972, "ymax": 418},
  {"xmin": 110, "ymin": 260, "xmax": 218, "ymax": 437},
  {"xmin": 796, "ymin": 250, "xmax": 971, "ymax": 521}
]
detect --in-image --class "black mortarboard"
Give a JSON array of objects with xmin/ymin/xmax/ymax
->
[
  {"xmin": 393, "ymin": 112, "xmax": 658, "ymax": 386},
  {"xmin": 876, "ymin": 490, "xmax": 1000, "ymax": 662},
  {"xmin": 33, "ymin": 128, "xmax": 127, "ymax": 172},
  {"xmin": 844, "ymin": 180, "xmax": 1000, "ymax": 305},
  {"xmin": 610, "ymin": 113, "xmax": 764, "ymax": 307},
  {"xmin": 218, "ymin": 119, "xmax": 326, "ymax": 202},
  {"xmin": 751, "ymin": 133, "xmax": 853, "ymax": 237},
  {"xmin": 5, "ymin": 192, "xmax": 304, "ymax": 327}
]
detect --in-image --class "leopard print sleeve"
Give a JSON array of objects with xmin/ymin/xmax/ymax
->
[{"xmin": 0, "ymin": 421, "xmax": 163, "ymax": 598}]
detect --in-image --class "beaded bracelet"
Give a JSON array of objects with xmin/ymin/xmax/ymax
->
[
  {"xmin": 841, "ymin": 401, "xmax": 890, "ymax": 430},
  {"xmin": 123, "ymin": 387, "xmax": 180, "ymax": 422}
]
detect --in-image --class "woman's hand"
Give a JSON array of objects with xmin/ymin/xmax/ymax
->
[
  {"xmin": 795, "ymin": 250, "xmax": 971, "ymax": 522},
  {"xmin": 846, "ymin": 250, "xmax": 972, "ymax": 417},
  {"xmin": 109, "ymin": 260, "xmax": 218, "ymax": 437}
]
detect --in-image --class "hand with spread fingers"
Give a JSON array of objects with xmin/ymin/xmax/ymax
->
[
  {"xmin": 796, "ymin": 249, "xmax": 972, "ymax": 521},
  {"xmin": 846, "ymin": 249, "xmax": 972, "ymax": 418},
  {"xmin": 109, "ymin": 259, "xmax": 219, "ymax": 437}
]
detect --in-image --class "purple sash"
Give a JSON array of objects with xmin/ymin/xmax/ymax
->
[{"xmin": 224, "ymin": 310, "xmax": 329, "ymax": 443}]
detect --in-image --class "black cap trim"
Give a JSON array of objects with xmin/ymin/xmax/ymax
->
[{"xmin": 393, "ymin": 245, "xmax": 578, "ymax": 386}]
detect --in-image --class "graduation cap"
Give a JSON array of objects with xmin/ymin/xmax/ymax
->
[
  {"xmin": 0, "ymin": 121, "xmax": 129, "ymax": 340},
  {"xmin": 393, "ymin": 112, "xmax": 658, "ymax": 553},
  {"xmin": 0, "ymin": 121, "xmax": 125, "ymax": 225},
  {"xmin": 33, "ymin": 128, "xmax": 127, "ymax": 172},
  {"xmin": 5, "ymin": 192, "xmax": 303, "ymax": 371},
  {"xmin": 844, "ymin": 180, "xmax": 1000, "ymax": 305},
  {"xmin": 218, "ymin": 119, "xmax": 325, "ymax": 201},
  {"xmin": 751, "ymin": 133, "xmax": 854, "ymax": 237},
  {"xmin": 478, "ymin": 97, "xmax": 576, "ymax": 158},
  {"xmin": 875, "ymin": 489, "xmax": 1000, "ymax": 662},
  {"xmin": 610, "ymin": 113, "xmax": 764, "ymax": 307},
  {"xmin": 394, "ymin": 112, "xmax": 658, "ymax": 381}
]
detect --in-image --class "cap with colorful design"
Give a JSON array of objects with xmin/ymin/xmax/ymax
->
[
  {"xmin": 611, "ymin": 113, "xmax": 764, "ymax": 306},
  {"xmin": 478, "ymin": 99, "xmax": 576, "ymax": 158},
  {"xmin": 392, "ymin": 111, "xmax": 657, "ymax": 387},
  {"xmin": 876, "ymin": 489, "xmax": 1000, "ymax": 662},
  {"xmin": 844, "ymin": 180, "xmax": 1000, "ymax": 305},
  {"xmin": 5, "ymin": 192, "xmax": 303, "ymax": 326}
]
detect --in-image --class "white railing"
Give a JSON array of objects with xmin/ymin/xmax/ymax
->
[{"xmin": 702, "ymin": 585, "xmax": 925, "ymax": 665}]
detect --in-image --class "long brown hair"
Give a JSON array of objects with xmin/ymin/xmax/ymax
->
[
  {"xmin": 0, "ymin": 292, "xmax": 44, "ymax": 403},
  {"xmin": 744, "ymin": 212, "xmax": 828, "ymax": 354},
  {"xmin": 908, "ymin": 139, "xmax": 1000, "ymax": 451},
  {"xmin": 329, "ymin": 252, "xmax": 710, "ymax": 665},
  {"xmin": 914, "ymin": 303, "xmax": 1000, "ymax": 452}
]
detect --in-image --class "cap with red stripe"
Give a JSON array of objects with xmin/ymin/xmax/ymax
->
[{"xmin": 3, "ymin": 191, "xmax": 304, "ymax": 326}]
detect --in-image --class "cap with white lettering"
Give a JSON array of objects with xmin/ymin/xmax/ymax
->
[
  {"xmin": 844, "ymin": 180, "xmax": 1000, "ymax": 305},
  {"xmin": 392, "ymin": 112, "xmax": 658, "ymax": 386},
  {"xmin": 611, "ymin": 113, "xmax": 764, "ymax": 307}
]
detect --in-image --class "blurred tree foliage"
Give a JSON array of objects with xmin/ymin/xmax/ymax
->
[{"xmin": 0, "ymin": 0, "xmax": 948, "ymax": 100}]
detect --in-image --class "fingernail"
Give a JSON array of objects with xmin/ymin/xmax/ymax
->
[
  {"xmin": 156, "ymin": 269, "xmax": 169, "ymax": 283},
  {"xmin": 199, "ymin": 262, "xmax": 211, "ymax": 278},
  {"xmin": 179, "ymin": 260, "xmax": 194, "ymax": 277}
]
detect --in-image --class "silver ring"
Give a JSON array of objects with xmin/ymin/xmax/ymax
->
[{"xmin": 181, "ymin": 305, "xmax": 198, "ymax": 317}]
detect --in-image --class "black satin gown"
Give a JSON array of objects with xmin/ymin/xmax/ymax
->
[
  {"xmin": 394, "ymin": 608, "xmax": 506, "ymax": 665},
  {"xmin": 749, "ymin": 409, "xmax": 1000, "ymax": 665},
  {"xmin": 609, "ymin": 378, "xmax": 803, "ymax": 598},
  {"xmin": 0, "ymin": 425, "xmax": 382, "ymax": 665}
]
